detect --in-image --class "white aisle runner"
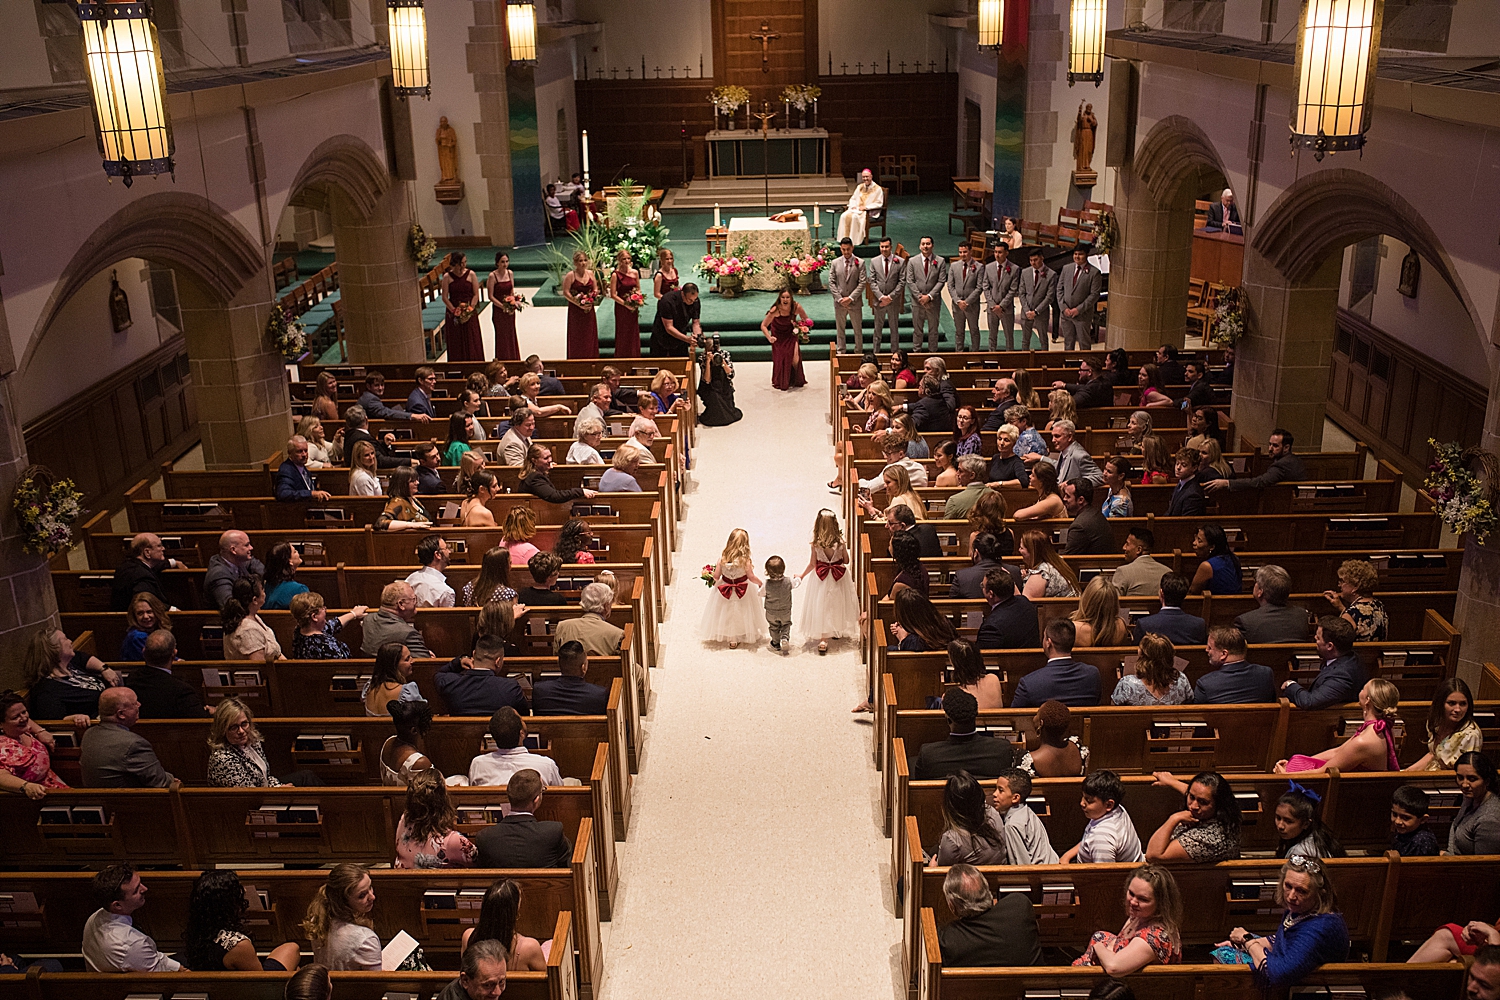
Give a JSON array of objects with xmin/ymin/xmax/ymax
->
[{"xmin": 596, "ymin": 360, "xmax": 903, "ymax": 1000}]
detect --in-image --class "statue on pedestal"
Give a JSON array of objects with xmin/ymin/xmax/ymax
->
[
  {"xmin": 1071, "ymin": 101, "xmax": 1098, "ymax": 188},
  {"xmin": 435, "ymin": 115, "xmax": 465, "ymax": 205}
]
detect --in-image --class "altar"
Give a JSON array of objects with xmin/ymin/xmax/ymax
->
[
  {"xmin": 727, "ymin": 216, "xmax": 809, "ymax": 291},
  {"xmin": 707, "ymin": 128, "xmax": 829, "ymax": 178}
]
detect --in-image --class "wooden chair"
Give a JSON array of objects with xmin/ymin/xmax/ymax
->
[
  {"xmin": 1058, "ymin": 207, "xmax": 1084, "ymax": 230},
  {"xmin": 1194, "ymin": 199, "xmax": 1213, "ymax": 229},
  {"xmin": 1187, "ymin": 282, "xmax": 1223, "ymax": 343},
  {"xmin": 1019, "ymin": 219, "xmax": 1041, "ymax": 244},
  {"xmin": 1187, "ymin": 277, "xmax": 1206, "ymax": 309},
  {"xmin": 1037, "ymin": 223, "xmax": 1061, "ymax": 247},
  {"xmin": 948, "ymin": 189, "xmax": 984, "ymax": 235},
  {"xmin": 877, "ymin": 155, "xmax": 900, "ymax": 195},
  {"xmin": 866, "ymin": 187, "xmax": 889, "ymax": 241},
  {"xmin": 898, "ymin": 154, "xmax": 920, "ymax": 196},
  {"xmin": 331, "ymin": 298, "xmax": 347, "ymax": 362},
  {"xmin": 968, "ymin": 230, "xmax": 989, "ymax": 258},
  {"xmin": 1083, "ymin": 199, "xmax": 1113, "ymax": 213}
]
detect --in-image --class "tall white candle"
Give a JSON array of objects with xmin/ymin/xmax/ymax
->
[
  {"xmin": 814, "ymin": 204, "xmax": 820, "ymax": 224},
  {"xmin": 581, "ymin": 129, "xmax": 591, "ymax": 193},
  {"xmin": 714, "ymin": 203, "xmax": 721, "ymax": 228}
]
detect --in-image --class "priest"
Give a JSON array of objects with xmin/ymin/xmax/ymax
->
[{"xmin": 837, "ymin": 169, "xmax": 884, "ymax": 244}]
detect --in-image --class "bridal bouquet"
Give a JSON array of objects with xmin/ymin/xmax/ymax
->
[
  {"xmin": 497, "ymin": 291, "xmax": 529, "ymax": 315},
  {"xmin": 624, "ymin": 290, "xmax": 646, "ymax": 312},
  {"xmin": 794, "ymin": 317, "xmax": 814, "ymax": 344},
  {"xmin": 575, "ymin": 289, "xmax": 600, "ymax": 309}
]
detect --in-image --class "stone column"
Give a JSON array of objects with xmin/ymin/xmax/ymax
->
[
  {"xmin": 1105, "ymin": 164, "xmax": 1194, "ymax": 350},
  {"xmin": 1452, "ymin": 360, "xmax": 1500, "ymax": 688},
  {"xmin": 471, "ymin": 0, "xmax": 516, "ymax": 245},
  {"xmin": 330, "ymin": 183, "xmax": 427, "ymax": 364},
  {"xmin": 0, "ymin": 374, "xmax": 59, "ymax": 688},
  {"xmin": 1021, "ymin": 0, "xmax": 1062, "ymax": 224},
  {"xmin": 181, "ymin": 271, "xmax": 295, "ymax": 469},
  {"xmin": 1231, "ymin": 246, "xmax": 1341, "ymax": 452}
]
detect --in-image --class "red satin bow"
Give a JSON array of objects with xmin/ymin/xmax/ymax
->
[
  {"xmin": 718, "ymin": 579, "xmax": 748, "ymax": 598},
  {"xmin": 815, "ymin": 560, "xmax": 847, "ymax": 581}
]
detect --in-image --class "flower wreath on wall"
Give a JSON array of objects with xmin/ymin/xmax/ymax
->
[
  {"xmin": 1210, "ymin": 286, "xmax": 1244, "ymax": 346},
  {"xmin": 408, "ymin": 222, "xmax": 438, "ymax": 268},
  {"xmin": 267, "ymin": 300, "xmax": 307, "ymax": 362},
  {"xmin": 1425, "ymin": 439, "xmax": 1500, "ymax": 543},
  {"xmin": 13, "ymin": 465, "xmax": 85, "ymax": 558}
]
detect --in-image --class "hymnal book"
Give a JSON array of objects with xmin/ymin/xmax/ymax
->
[
  {"xmin": 422, "ymin": 891, "xmax": 458, "ymax": 910},
  {"xmin": 0, "ymin": 892, "xmax": 39, "ymax": 913},
  {"xmin": 70, "ymin": 805, "xmax": 107, "ymax": 825}
]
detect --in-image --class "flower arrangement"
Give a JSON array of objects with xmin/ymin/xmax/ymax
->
[
  {"xmin": 700, "ymin": 563, "xmax": 717, "ymax": 587},
  {"xmin": 708, "ymin": 84, "xmax": 750, "ymax": 114},
  {"xmin": 696, "ymin": 241, "xmax": 761, "ymax": 280},
  {"xmin": 781, "ymin": 83, "xmax": 822, "ymax": 109},
  {"xmin": 267, "ymin": 300, "xmax": 307, "ymax": 361},
  {"xmin": 1424, "ymin": 438, "xmax": 1500, "ymax": 543},
  {"xmin": 13, "ymin": 466, "xmax": 84, "ymax": 558},
  {"xmin": 1092, "ymin": 209, "xmax": 1118, "ymax": 255},
  {"xmin": 497, "ymin": 291, "xmax": 529, "ymax": 315},
  {"xmin": 408, "ymin": 222, "xmax": 438, "ymax": 268},
  {"xmin": 772, "ymin": 253, "xmax": 829, "ymax": 279},
  {"xmin": 1210, "ymin": 286, "xmax": 1245, "ymax": 346},
  {"xmin": 544, "ymin": 179, "xmax": 670, "ymax": 282},
  {"xmin": 794, "ymin": 317, "xmax": 814, "ymax": 344},
  {"xmin": 624, "ymin": 290, "xmax": 646, "ymax": 312}
]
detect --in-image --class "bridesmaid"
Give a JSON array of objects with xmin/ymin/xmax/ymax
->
[
  {"xmin": 609, "ymin": 249, "xmax": 642, "ymax": 358},
  {"xmin": 653, "ymin": 247, "xmax": 679, "ymax": 299},
  {"xmin": 485, "ymin": 252, "xmax": 521, "ymax": 361},
  {"xmin": 441, "ymin": 253, "xmax": 484, "ymax": 362},
  {"xmin": 561, "ymin": 250, "xmax": 600, "ymax": 359},
  {"xmin": 762, "ymin": 289, "xmax": 807, "ymax": 392}
]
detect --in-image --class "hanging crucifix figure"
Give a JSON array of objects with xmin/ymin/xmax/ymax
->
[{"xmin": 749, "ymin": 20, "xmax": 780, "ymax": 72}]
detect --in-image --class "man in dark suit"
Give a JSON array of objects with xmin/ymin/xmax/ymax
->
[
  {"xmin": 1051, "ymin": 357, "xmax": 1112, "ymax": 409},
  {"xmin": 1166, "ymin": 447, "xmax": 1209, "ymax": 517},
  {"xmin": 522, "ymin": 356, "xmax": 566, "ymax": 396},
  {"xmin": 110, "ymin": 533, "xmax": 175, "ymax": 611},
  {"xmin": 414, "ymin": 441, "xmax": 446, "ymax": 496},
  {"xmin": 1061, "ymin": 479, "xmax": 1114, "ymax": 555},
  {"xmin": 344, "ymin": 404, "xmax": 411, "ymax": 470},
  {"xmin": 80, "ymin": 688, "xmax": 179, "ymax": 788},
  {"xmin": 919, "ymin": 357, "xmax": 960, "ymax": 413},
  {"xmin": 937, "ymin": 864, "xmax": 1041, "ymax": 968},
  {"xmin": 1204, "ymin": 188, "xmax": 1241, "ymax": 231},
  {"xmin": 473, "ymin": 768, "xmax": 573, "ymax": 868},
  {"xmin": 1282, "ymin": 616, "xmax": 1368, "ymax": 710},
  {"xmin": 1155, "ymin": 344, "xmax": 1185, "ymax": 387},
  {"xmin": 1205, "ymin": 428, "xmax": 1309, "ymax": 496},
  {"xmin": 888, "ymin": 503, "xmax": 943, "ymax": 559},
  {"xmin": 275, "ymin": 436, "xmax": 332, "ymax": 502},
  {"xmin": 1011, "ymin": 619, "xmax": 1102, "ymax": 708},
  {"xmin": 976, "ymin": 570, "xmax": 1039, "ymax": 650},
  {"xmin": 1133, "ymin": 573, "xmax": 1209, "ymax": 645},
  {"xmin": 533, "ymin": 641, "xmax": 610, "ymax": 716},
  {"xmin": 951, "ymin": 533, "xmax": 1020, "ymax": 599},
  {"xmin": 435, "ymin": 634, "xmax": 529, "ymax": 715},
  {"xmin": 1233, "ymin": 565, "xmax": 1312, "ymax": 644},
  {"xmin": 359, "ymin": 372, "xmax": 432, "ymax": 424},
  {"xmin": 908, "ymin": 375, "xmax": 956, "ymax": 433},
  {"xmin": 126, "ymin": 631, "xmax": 205, "ymax": 719},
  {"xmin": 981, "ymin": 378, "xmax": 1020, "ymax": 432},
  {"xmin": 911, "ymin": 689, "xmax": 1014, "ymax": 781},
  {"xmin": 1181, "ymin": 361, "xmax": 1216, "ymax": 410},
  {"xmin": 1194, "ymin": 626, "xmax": 1278, "ymax": 704}
]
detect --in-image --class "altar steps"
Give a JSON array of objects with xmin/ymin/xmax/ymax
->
[{"xmin": 660, "ymin": 176, "xmax": 853, "ymax": 211}]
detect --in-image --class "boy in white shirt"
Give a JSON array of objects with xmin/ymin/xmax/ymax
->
[
  {"xmin": 1061, "ymin": 769, "xmax": 1144, "ymax": 864},
  {"xmin": 992, "ymin": 768, "xmax": 1059, "ymax": 865}
]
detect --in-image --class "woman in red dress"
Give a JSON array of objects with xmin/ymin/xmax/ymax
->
[
  {"xmin": 561, "ymin": 251, "xmax": 600, "ymax": 359},
  {"xmin": 653, "ymin": 247, "xmax": 679, "ymax": 299},
  {"xmin": 485, "ymin": 252, "xmax": 521, "ymax": 361},
  {"xmin": 762, "ymin": 289, "xmax": 807, "ymax": 391},
  {"xmin": 441, "ymin": 253, "xmax": 485, "ymax": 362},
  {"xmin": 609, "ymin": 249, "xmax": 642, "ymax": 358}
]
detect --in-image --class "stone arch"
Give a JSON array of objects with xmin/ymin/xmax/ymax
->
[
  {"xmin": 286, "ymin": 133, "xmax": 391, "ymax": 219},
  {"xmin": 1131, "ymin": 114, "xmax": 1231, "ymax": 212}
]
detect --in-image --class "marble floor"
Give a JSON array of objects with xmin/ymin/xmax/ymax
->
[{"xmin": 595, "ymin": 359, "xmax": 905, "ymax": 1000}]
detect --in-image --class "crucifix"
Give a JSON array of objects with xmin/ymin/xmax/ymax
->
[
  {"xmin": 749, "ymin": 20, "xmax": 780, "ymax": 73},
  {"xmin": 752, "ymin": 101, "xmax": 777, "ymax": 135}
]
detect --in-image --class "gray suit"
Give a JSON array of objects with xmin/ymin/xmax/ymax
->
[
  {"xmin": 80, "ymin": 722, "xmax": 176, "ymax": 788},
  {"xmin": 827, "ymin": 254, "xmax": 867, "ymax": 352},
  {"xmin": 947, "ymin": 258, "xmax": 984, "ymax": 351},
  {"xmin": 1055, "ymin": 441, "xmax": 1103, "ymax": 487},
  {"xmin": 866, "ymin": 252, "xmax": 906, "ymax": 351},
  {"xmin": 981, "ymin": 258, "xmax": 1023, "ymax": 350},
  {"xmin": 905, "ymin": 253, "xmax": 947, "ymax": 352},
  {"xmin": 1019, "ymin": 264, "xmax": 1056, "ymax": 347},
  {"xmin": 1055, "ymin": 261, "xmax": 1102, "ymax": 349}
]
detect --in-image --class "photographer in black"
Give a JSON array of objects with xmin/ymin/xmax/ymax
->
[{"xmin": 697, "ymin": 335, "xmax": 742, "ymax": 426}]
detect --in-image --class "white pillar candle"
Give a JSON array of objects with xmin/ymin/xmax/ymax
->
[
  {"xmin": 814, "ymin": 204, "xmax": 820, "ymax": 224},
  {"xmin": 714, "ymin": 203, "xmax": 721, "ymax": 228},
  {"xmin": 581, "ymin": 129, "xmax": 591, "ymax": 194}
]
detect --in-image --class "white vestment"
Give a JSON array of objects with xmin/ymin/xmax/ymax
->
[{"xmin": 837, "ymin": 182, "xmax": 884, "ymax": 244}]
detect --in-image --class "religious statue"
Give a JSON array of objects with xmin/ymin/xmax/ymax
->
[
  {"xmin": 1071, "ymin": 101, "xmax": 1098, "ymax": 187},
  {"xmin": 837, "ymin": 168, "xmax": 884, "ymax": 245},
  {"xmin": 750, "ymin": 20, "xmax": 780, "ymax": 73},
  {"xmin": 108, "ymin": 269, "xmax": 132, "ymax": 333},
  {"xmin": 1398, "ymin": 248, "xmax": 1421, "ymax": 298},
  {"xmin": 434, "ymin": 115, "xmax": 464, "ymax": 204}
]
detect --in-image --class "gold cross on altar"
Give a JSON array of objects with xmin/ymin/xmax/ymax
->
[
  {"xmin": 749, "ymin": 21, "xmax": 780, "ymax": 73},
  {"xmin": 752, "ymin": 102, "xmax": 777, "ymax": 134}
]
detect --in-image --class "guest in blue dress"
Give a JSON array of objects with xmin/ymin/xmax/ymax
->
[
  {"xmin": 1215, "ymin": 856, "xmax": 1350, "ymax": 987},
  {"xmin": 1189, "ymin": 523, "xmax": 1242, "ymax": 595},
  {"xmin": 120, "ymin": 592, "xmax": 171, "ymax": 660},
  {"xmin": 1101, "ymin": 456, "xmax": 1135, "ymax": 518},
  {"xmin": 261, "ymin": 542, "xmax": 310, "ymax": 610}
]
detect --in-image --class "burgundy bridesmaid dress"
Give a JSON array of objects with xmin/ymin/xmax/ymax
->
[
  {"xmin": 490, "ymin": 274, "xmax": 520, "ymax": 360},
  {"xmin": 444, "ymin": 270, "xmax": 485, "ymax": 361},
  {"xmin": 565, "ymin": 275, "xmax": 600, "ymax": 359},
  {"xmin": 769, "ymin": 312, "xmax": 806, "ymax": 391},
  {"xmin": 613, "ymin": 270, "xmax": 642, "ymax": 358}
]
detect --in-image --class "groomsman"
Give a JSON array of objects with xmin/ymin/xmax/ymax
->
[
  {"xmin": 946, "ymin": 243, "xmax": 983, "ymax": 353},
  {"xmin": 1055, "ymin": 246, "xmax": 1103, "ymax": 350},
  {"xmin": 905, "ymin": 236, "xmax": 946, "ymax": 353},
  {"xmin": 866, "ymin": 236, "xmax": 905, "ymax": 352},
  {"xmin": 1019, "ymin": 249, "xmax": 1057, "ymax": 351},
  {"xmin": 827, "ymin": 237, "xmax": 867, "ymax": 353},
  {"xmin": 980, "ymin": 243, "xmax": 1022, "ymax": 350}
]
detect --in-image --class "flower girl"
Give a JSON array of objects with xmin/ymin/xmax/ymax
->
[
  {"xmin": 798, "ymin": 509, "xmax": 860, "ymax": 653},
  {"xmin": 700, "ymin": 528, "xmax": 766, "ymax": 648}
]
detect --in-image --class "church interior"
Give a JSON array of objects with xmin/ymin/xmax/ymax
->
[{"xmin": 2, "ymin": 0, "xmax": 1500, "ymax": 998}]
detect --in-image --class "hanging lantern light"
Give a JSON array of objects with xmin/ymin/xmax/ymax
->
[
  {"xmin": 387, "ymin": 0, "xmax": 429, "ymax": 99},
  {"xmin": 508, "ymin": 2, "xmax": 537, "ymax": 63},
  {"xmin": 77, "ymin": 1, "xmax": 173, "ymax": 187},
  {"xmin": 1068, "ymin": 0, "xmax": 1106, "ymax": 86},
  {"xmin": 1291, "ymin": 0, "xmax": 1383, "ymax": 159},
  {"xmin": 977, "ymin": 0, "xmax": 1005, "ymax": 50}
]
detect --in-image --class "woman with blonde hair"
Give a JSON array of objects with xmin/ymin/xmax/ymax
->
[
  {"xmin": 1045, "ymin": 388, "xmax": 1077, "ymax": 431},
  {"xmin": 453, "ymin": 449, "xmax": 487, "ymax": 494},
  {"xmin": 347, "ymin": 440, "xmax": 382, "ymax": 497},
  {"xmin": 1012, "ymin": 368, "xmax": 1041, "ymax": 409},
  {"xmin": 800, "ymin": 509, "xmax": 859, "ymax": 651},
  {"xmin": 888, "ymin": 412, "xmax": 929, "ymax": 459},
  {"xmin": 120, "ymin": 592, "xmax": 171, "ymax": 660},
  {"xmin": 561, "ymin": 249, "xmax": 600, "ymax": 359},
  {"xmin": 699, "ymin": 528, "xmax": 766, "ymax": 648},
  {"xmin": 394, "ymin": 770, "xmax": 477, "ymax": 869},
  {"xmin": 1113, "ymin": 633, "xmax": 1191, "ymax": 705},
  {"xmin": 1199, "ymin": 437, "xmax": 1232, "ymax": 480},
  {"xmin": 1139, "ymin": 434, "xmax": 1173, "ymax": 484},
  {"xmin": 1071, "ymin": 576, "xmax": 1130, "ymax": 647},
  {"xmin": 462, "ymin": 546, "xmax": 518, "ymax": 606},
  {"xmin": 1073, "ymin": 865, "xmax": 1183, "ymax": 974},
  {"xmin": 24, "ymin": 627, "xmax": 117, "ymax": 720},
  {"xmin": 652, "ymin": 246, "xmax": 679, "ymax": 299},
  {"xmin": 501, "ymin": 505, "xmax": 541, "ymax": 565},
  {"xmin": 459, "ymin": 470, "xmax": 499, "ymax": 527},
  {"xmin": 1012, "ymin": 462, "xmax": 1066, "ymax": 521},
  {"xmin": 311, "ymin": 371, "xmax": 340, "ymax": 423},
  {"xmin": 296, "ymin": 415, "xmax": 341, "ymax": 468},
  {"xmin": 515, "ymin": 372, "xmax": 571, "ymax": 418},
  {"xmin": 1278, "ymin": 679, "xmax": 1402, "ymax": 773},
  {"xmin": 207, "ymin": 697, "xmax": 286, "ymax": 788},
  {"xmin": 830, "ymin": 380, "xmax": 895, "ymax": 489},
  {"xmin": 302, "ymin": 864, "xmax": 383, "ymax": 970},
  {"xmin": 1018, "ymin": 528, "xmax": 1079, "ymax": 599},
  {"xmin": 859, "ymin": 463, "xmax": 925, "ymax": 521}
]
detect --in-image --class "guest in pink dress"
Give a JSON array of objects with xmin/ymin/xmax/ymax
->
[
  {"xmin": 393, "ymin": 770, "xmax": 476, "ymax": 869},
  {"xmin": 1277, "ymin": 679, "xmax": 1402, "ymax": 773},
  {"xmin": 762, "ymin": 289, "xmax": 807, "ymax": 391},
  {"xmin": 486, "ymin": 252, "xmax": 521, "ymax": 360},
  {"xmin": 0, "ymin": 691, "xmax": 71, "ymax": 798},
  {"xmin": 561, "ymin": 251, "xmax": 600, "ymax": 359},
  {"xmin": 609, "ymin": 249, "xmax": 642, "ymax": 358}
]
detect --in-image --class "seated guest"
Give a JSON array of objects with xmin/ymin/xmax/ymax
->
[
  {"xmin": 1233, "ymin": 565, "xmax": 1311, "ymax": 643},
  {"xmin": 1012, "ymin": 461, "xmax": 1066, "ymax": 521},
  {"xmin": 438, "ymin": 939, "xmax": 508, "ymax": 1000},
  {"xmin": 302, "ymin": 864, "xmax": 383, "ymax": 971},
  {"xmin": 274, "ymin": 435, "xmax": 332, "ymax": 502},
  {"xmin": 223, "ymin": 575, "xmax": 282, "ymax": 662},
  {"xmin": 1277, "ymin": 678, "xmax": 1401, "ymax": 773},
  {"xmin": 359, "ymin": 371, "xmax": 430, "ymax": 424},
  {"xmin": 498, "ymin": 407, "xmax": 537, "ymax": 466},
  {"xmin": 520, "ymin": 444, "xmax": 597, "ymax": 504},
  {"xmin": 460, "ymin": 879, "xmax": 549, "ymax": 969},
  {"xmin": 381, "ymin": 700, "xmax": 435, "ymax": 786},
  {"xmin": 469, "ymin": 707, "xmax": 563, "ymax": 786},
  {"xmin": 1012, "ymin": 619, "xmax": 1101, "ymax": 708},
  {"xmin": 1194, "ymin": 626, "xmax": 1278, "ymax": 704},
  {"xmin": 1181, "ymin": 360, "xmax": 1215, "ymax": 410},
  {"xmin": 1110, "ymin": 527, "xmax": 1170, "ymax": 597},
  {"xmin": 1114, "ymin": 410, "xmax": 1152, "ymax": 454},
  {"xmin": 374, "ymin": 467, "xmax": 432, "ymax": 531},
  {"xmin": 261, "ymin": 542, "xmax": 310, "ymax": 610},
  {"xmin": 285, "ymin": 964, "xmax": 333, "ymax": 1000},
  {"xmin": 298, "ymin": 414, "xmax": 341, "ymax": 467},
  {"xmin": 80, "ymin": 687, "xmax": 178, "ymax": 788},
  {"xmin": 126, "ymin": 630, "xmax": 204, "ymax": 718},
  {"xmin": 553, "ymin": 582, "xmax": 624, "ymax": 655},
  {"xmin": 1280, "ymin": 616, "xmax": 1366, "ymax": 709},
  {"xmin": 518, "ymin": 552, "xmax": 568, "ymax": 607},
  {"xmin": 952, "ymin": 532, "xmax": 1017, "ymax": 600},
  {"xmin": 414, "ymin": 441, "xmax": 446, "ymax": 496},
  {"xmin": 1061, "ymin": 479, "xmax": 1114, "ymax": 555},
  {"xmin": 1070, "ymin": 576, "xmax": 1131, "ymax": 647},
  {"xmin": 943, "ymin": 455, "xmax": 990, "ymax": 518},
  {"xmin": 453, "ymin": 449, "xmax": 488, "ymax": 495},
  {"xmin": 501, "ymin": 505, "xmax": 542, "ymax": 566},
  {"xmin": 933, "ymin": 771, "xmax": 1010, "ymax": 865},
  {"xmin": 911, "ymin": 688, "xmax": 1015, "ymax": 781},
  {"xmin": 976, "ymin": 569, "xmax": 1039, "ymax": 650},
  {"xmin": 395, "ymin": 770, "xmax": 477, "ymax": 868},
  {"xmin": 1216, "ymin": 857, "xmax": 1349, "ymax": 987},
  {"xmin": 908, "ymin": 375, "xmax": 955, "ymax": 433},
  {"xmin": 1187, "ymin": 523, "xmax": 1242, "ymax": 595},
  {"xmin": 1133, "ymin": 573, "xmax": 1208, "ymax": 645},
  {"xmin": 1072, "ymin": 865, "xmax": 1182, "ymax": 973},
  {"xmin": 553, "ymin": 518, "xmax": 598, "ymax": 565},
  {"xmin": 937, "ymin": 863, "xmax": 1041, "ymax": 968},
  {"xmin": 964, "ymin": 489, "xmax": 1013, "ymax": 552},
  {"xmin": 25, "ymin": 626, "xmax": 116, "ymax": 720},
  {"xmin": 1100, "ymin": 455, "xmax": 1134, "ymax": 517},
  {"xmin": 889, "ymin": 503, "xmax": 942, "ymax": 559},
  {"xmin": 889, "ymin": 590, "xmax": 958, "ymax": 653},
  {"xmin": 437, "ymin": 632, "xmax": 528, "ymax": 716},
  {"xmin": 1019, "ymin": 700, "xmax": 1089, "ymax": 777},
  {"xmin": 1018, "ymin": 529, "xmax": 1079, "ymax": 599},
  {"xmin": 1166, "ymin": 447, "xmax": 1208, "ymax": 516},
  {"xmin": 1146, "ymin": 770, "xmax": 1243, "ymax": 862},
  {"xmin": 0, "ymin": 689, "xmax": 69, "ymax": 797},
  {"xmin": 406, "ymin": 534, "xmax": 456, "ymax": 608},
  {"xmin": 1407, "ymin": 919, "xmax": 1500, "ymax": 966},
  {"xmin": 208, "ymin": 697, "xmax": 289, "ymax": 787},
  {"xmin": 991, "ymin": 769, "xmax": 1059, "ymax": 865},
  {"xmin": 1274, "ymin": 785, "xmax": 1346, "ymax": 859},
  {"xmin": 119, "ymin": 592, "xmax": 170, "ymax": 660},
  {"xmin": 858, "ymin": 437, "xmax": 928, "ymax": 493},
  {"xmin": 1113, "ymin": 633, "xmax": 1191, "ymax": 706},
  {"xmin": 1052, "ymin": 357, "xmax": 1113, "ymax": 409},
  {"xmin": 568, "ymin": 417, "xmax": 606, "ymax": 465},
  {"xmin": 534, "ymin": 641, "xmax": 610, "ymax": 716},
  {"xmin": 185, "ymin": 869, "xmax": 302, "ymax": 971},
  {"xmin": 1323, "ymin": 557, "xmax": 1388, "ymax": 640},
  {"xmin": 474, "ymin": 767, "xmax": 573, "ymax": 867},
  {"xmin": 361, "ymin": 582, "xmax": 432, "ymax": 658},
  {"xmin": 345, "ymin": 403, "xmax": 414, "ymax": 471},
  {"xmin": 407, "ymin": 366, "xmax": 439, "ymax": 417},
  {"xmin": 859, "ymin": 468, "xmax": 927, "ymax": 524},
  {"xmin": 1448, "ymin": 751, "xmax": 1500, "ymax": 855},
  {"xmin": 1061, "ymin": 769, "xmax": 1144, "ymax": 863},
  {"xmin": 1138, "ymin": 433, "xmax": 1173, "ymax": 483},
  {"xmin": 462, "ymin": 546, "xmax": 518, "ymax": 606},
  {"xmin": 1204, "ymin": 428, "xmax": 1307, "ymax": 494},
  {"xmin": 364, "ymin": 642, "xmax": 422, "ymax": 718},
  {"xmin": 1409, "ymin": 678, "xmax": 1484, "ymax": 772},
  {"xmin": 617, "ymin": 415, "xmax": 661, "ymax": 464},
  {"xmin": 1389, "ymin": 784, "xmax": 1441, "ymax": 857},
  {"xmin": 444, "ymin": 411, "xmax": 474, "ymax": 467},
  {"xmin": 82, "ymin": 864, "xmax": 182, "ymax": 972},
  {"xmin": 947, "ymin": 638, "xmax": 1002, "ymax": 710},
  {"xmin": 110, "ymin": 532, "xmax": 176, "ymax": 611},
  {"xmin": 291, "ymin": 592, "xmax": 368, "ymax": 659},
  {"xmin": 1204, "ymin": 187, "xmax": 1240, "ymax": 231},
  {"xmin": 600, "ymin": 446, "xmax": 645, "ymax": 492}
]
